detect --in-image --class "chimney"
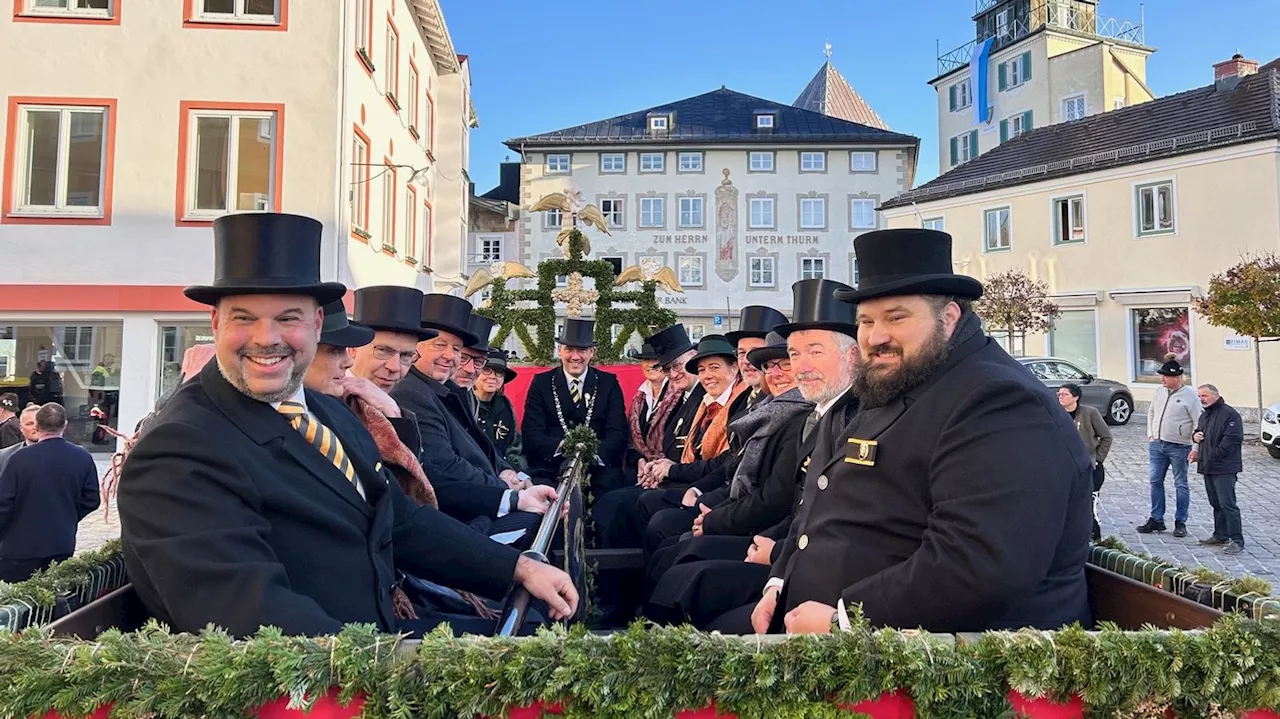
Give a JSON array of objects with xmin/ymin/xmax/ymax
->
[{"xmin": 1214, "ymin": 52, "xmax": 1259, "ymax": 90}]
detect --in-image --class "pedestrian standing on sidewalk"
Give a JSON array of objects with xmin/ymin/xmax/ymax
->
[
  {"xmin": 1058, "ymin": 383, "xmax": 1112, "ymax": 541},
  {"xmin": 1190, "ymin": 384, "xmax": 1245, "ymax": 555},
  {"xmin": 1138, "ymin": 354, "xmax": 1201, "ymax": 538}
]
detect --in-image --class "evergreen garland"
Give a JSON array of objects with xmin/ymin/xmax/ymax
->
[
  {"xmin": 477, "ymin": 231, "xmax": 676, "ymax": 365},
  {"xmin": 0, "ymin": 540, "xmax": 124, "ymax": 617},
  {"xmin": 2, "ymin": 614, "xmax": 1280, "ymax": 718}
]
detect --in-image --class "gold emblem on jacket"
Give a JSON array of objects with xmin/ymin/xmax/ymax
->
[
  {"xmin": 845, "ymin": 438, "xmax": 878, "ymax": 466},
  {"xmin": 494, "ymin": 420, "xmax": 510, "ymax": 441}
]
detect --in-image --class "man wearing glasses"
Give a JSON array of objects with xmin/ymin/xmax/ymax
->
[{"xmin": 390, "ymin": 293, "xmax": 558, "ymax": 548}]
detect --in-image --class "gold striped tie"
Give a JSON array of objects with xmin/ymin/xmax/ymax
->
[
  {"xmin": 278, "ymin": 401, "xmax": 356, "ymax": 484},
  {"xmin": 570, "ymin": 378, "xmax": 581, "ymax": 404}
]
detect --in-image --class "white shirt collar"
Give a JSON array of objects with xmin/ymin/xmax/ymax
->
[
  {"xmin": 813, "ymin": 387, "xmax": 850, "ymax": 417},
  {"xmin": 563, "ymin": 367, "xmax": 588, "ymax": 384},
  {"xmin": 270, "ymin": 385, "xmax": 308, "ymax": 412},
  {"xmin": 705, "ymin": 382, "xmax": 735, "ymax": 407}
]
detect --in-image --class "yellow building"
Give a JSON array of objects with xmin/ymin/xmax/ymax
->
[
  {"xmin": 931, "ymin": 0, "xmax": 1155, "ymax": 176},
  {"xmin": 882, "ymin": 54, "xmax": 1280, "ymax": 413}
]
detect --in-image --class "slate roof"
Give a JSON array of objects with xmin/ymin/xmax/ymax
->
[
  {"xmin": 504, "ymin": 87, "xmax": 917, "ymax": 150},
  {"xmin": 882, "ymin": 59, "xmax": 1280, "ymax": 209},
  {"xmin": 793, "ymin": 61, "xmax": 890, "ymax": 130}
]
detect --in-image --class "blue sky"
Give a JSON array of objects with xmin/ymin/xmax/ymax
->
[{"xmin": 445, "ymin": 0, "xmax": 1279, "ymax": 192}]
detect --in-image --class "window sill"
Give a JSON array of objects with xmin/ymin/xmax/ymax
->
[
  {"xmin": 356, "ymin": 49, "xmax": 376, "ymax": 75},
  {"xmin": 3, "ymin": 210, "xmax": 109, "ymax": 226},
  {"xmin": 1136, "ymin": 229, "xmax": 1177, "ymax": 239},
  {"xmin": 407, "ymin": 126, "xmax": 420, "ymax": 141},
  {"xmin": 14, "ymin": 11, "xmax": 117, "ymax": 24},
  {"xmin": 404, "ymin": 257, "xmax": 419, "ymax": 267},
  {"xmin": 983, "ymin": 246, "xmax": 1013, "ymax": 254},
  {"xmin": 380, "ymin": 243, "xmax": 397, "ymax": 256},
  {"xmin": 351, "ymin": 226, "xmax": 372, "ymax": 242},
  {"xmin": 385, "ymin": 93, "xmax": 401, "ymax": 112},
  {"xmin": 184, "ymin": 16, "xmax": 285, "ymax": 31}
]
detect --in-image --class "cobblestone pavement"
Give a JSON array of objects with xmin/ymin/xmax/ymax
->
[{"xmin": 75, "ymin": 419, "xmax": 1280, "ymax": 579}]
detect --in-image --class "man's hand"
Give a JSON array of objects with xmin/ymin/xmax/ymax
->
[
  {"xmin": 499, "ymin": 469, "xmax": 525, "ymax": 490},
  {"xmin": 784, "ymin": 600, "xmax": 837, "ymax": 635},
  {"xmin": 1193, "ymin": 430, "xmax": 1205, "ymax": 443},
  {"xmin": 650, "ymin": 459, "xmax": 673, "ymax": 481},
  {"xmin": 339, "ymin": 376, "xmax": 401, "ymax": 418},
  {"xmin": 745, "ymin": 535, "xmax": 775, "ymax": 565},
  {"xmin": 751, "ymin": 585, "xmax": 780, "ymax": 634},
  {"xmin": 517, "ymin": 485, "xmax": 558, "ymax": 514},
  {"xmin": 690, "ymin": 503, "xmax": 711, "ymax": 537},
  {"xmin": 514, "ymin": 555, "xmax": 578, "ymax": 621},
  {"xmin": 680, "ymin": 488, "xmax": 700, "ymax": 507}
]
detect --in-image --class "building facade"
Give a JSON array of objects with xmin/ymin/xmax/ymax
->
[
  {"xmin": 882, "ymin": 55, "xmax": 1280, "ymax": 412},
  {"xmin": 931, "ymin": 0, "xmax": 1154, "ymax": 175},
  {"xmin": 0, "ymin": 0, "xmax": 472, "ymax": 450},
  {"xmin": 506, "ymin": 72, "xmax": 919, "ymax": 345}
]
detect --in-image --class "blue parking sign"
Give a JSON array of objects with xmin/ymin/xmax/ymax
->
[{"xmin": 713, "ymin": 314, "xmax": 723, "ymax": 326}]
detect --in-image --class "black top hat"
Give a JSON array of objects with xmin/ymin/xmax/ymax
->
[
  {"xmin": 645, "ymin": 324, "xmax": 696, "ymax": 367},
  {"xmin": 484, "ymin": 348, "xmax": 518, "ymax": 383},
  {"xmin": 833, "ymin": 229, "xmax": 984, "ymax": 304},
  {"xmin": 557, "ymin": 318, "xmax": 596, "ymax": 348},
  {"xmin": 746, "ymin": 330, "xmax": 788, "ymax": 369},
  {"xmin": 318, "ymin": 300, "xmax": 375, "ymax": 349},
  {"xmin": 776, "ymin": 279, "xmax": 858, "ymax": 338},
  {"xmin": 420, "ymin": 294, "xmax": 480, "ymax": 346},
  {"xmin": 184, "ymin": 213, "xmax": 347, "ymax": 306},
  {"xmin": 354, "ymin": 286, "xmax": 437, "ymax": 341},
  {"xmin": 725, "ymin": 306, "xmax": 789, "ymax": 346},
  {"xmin": 466, "ymin": 313, "xmax": 498, "ymax": 353},
  {"xmin": 1156, "ymin": 353, "xmax": 1185, "ymax": 377},
  {"xmin": 633, "ymin": 343, "xmax": 660, "ymax": 361},
  {"xmin": 684, "ymin": 335, "xmax": 738, "ymax": 374}
]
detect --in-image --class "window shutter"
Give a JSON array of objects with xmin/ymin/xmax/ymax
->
[
  {"xmin": 1022, "ymin": 52, "xmax": 1032, "ymax": 81},
  {"xmin": 1023, "ymin": 110, "xmax": 1033, "ymax": 130},
  {"xmin": 999, "ymin": 119, "xmax": 1009, "ymax": 143},
  {"xmin": 969, "ymin": 131, "xmax": 979, "ymax": 159},
  {"xmin": 998, "ymin": 62, "xmax": 1008, "ymax": 91},
  {"xmin": 949, "ymin": 137, "xmax": 959, "ymax": 166},
  {"xmin": 949, "ymin": 84, "xmax": 957, "ymax": 111}
]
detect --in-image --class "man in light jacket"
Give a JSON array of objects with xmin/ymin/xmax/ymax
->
[
  {"xmin": 1190, "ymin": 384, "xmax": 1246, "ymax": 555},
  {"xmin": 1139, "ymin": 354, "xmax": 1201, "ymax": 538}
]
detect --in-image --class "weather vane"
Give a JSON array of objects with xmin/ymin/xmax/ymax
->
[{"xmin": 824, "ymin": 41, "xmax": 832, "ymax": 59}]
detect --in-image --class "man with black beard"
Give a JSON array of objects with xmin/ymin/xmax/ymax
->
[{"xmin": 749, "ymin": 228, "xmax": 1093, "ymax": 636}]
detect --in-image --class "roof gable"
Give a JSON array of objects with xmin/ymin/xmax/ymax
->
[
  {"xmin": 883, "ymin": 62, "xmax": 1280, "ymax": 209},
  {"xmin": 793, "ymin": 61, "xmax": 890, "ymax": 130},
  {"xmin": 504, "ymin": 87, "xmax": 917, "ymax": 150}
]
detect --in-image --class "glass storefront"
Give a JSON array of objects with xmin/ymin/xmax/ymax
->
[
  {"xmin": 1048, "ymin": 310, "xmax": 1099, "ymax": 374},
  {"xmin": 0, "ymin": 323, "xmax": 124, "ymax": 450},
  {"xmin": 1131, "ymin": 307, "xmax": 1192, "ymax": 384},
  {"xmin": 157, "ymin": 323, "xmax": 214, "ymax": 400}
]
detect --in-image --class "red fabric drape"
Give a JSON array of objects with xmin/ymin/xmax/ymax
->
[{"xmin": 504, "ymin": 364, "xmax": 647, "ymax": 426}]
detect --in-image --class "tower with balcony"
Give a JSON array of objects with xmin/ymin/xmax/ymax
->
[{"xmin": 930, "ymin": 0, "xmax": 1155, "ymax": 174}]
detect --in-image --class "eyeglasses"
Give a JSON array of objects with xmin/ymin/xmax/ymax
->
[
  {"xmin": 762, "ymin": 359, "xmax": 792, "ymax": 372},
  {"xmin": 459, "ymin": 353, "xmax": 489, "ymax": 369},
  {"xmin": 371, "ymin": 345, "xmax": 419, "ymax": 366}
]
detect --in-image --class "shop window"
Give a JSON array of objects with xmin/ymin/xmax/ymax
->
[
  {"xmin": 1131, "ymin": 307, "xmax": 1191, "ymax": 383},
  {"xmin": 1047, "ymin": 310, "xmax": 1098, "ymax": 374}
]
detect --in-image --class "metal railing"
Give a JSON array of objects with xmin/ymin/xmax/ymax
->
[
  {"xmin": 939, "ymin": 0, "xmax": 1145, "ymax": 76},
  {"xmin": 892, "ymin": 121, "xmax": 1259, "ymax": 205}
]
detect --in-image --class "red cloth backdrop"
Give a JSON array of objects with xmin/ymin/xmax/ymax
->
[
  {"xmin": 41, "ymin": 691, "xmax": 1280, "ymax": 719},
  {"xmin": 503, "ymin": 364, "xmax": 647, "ymax": 426}
]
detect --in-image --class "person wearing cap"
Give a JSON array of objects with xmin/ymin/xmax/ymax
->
[
  {"xmin": 522, "ymin": 318, "xmax": 628, "ymax": 492},
  {"xmin": 1138, "ymin": 353, "xmax": 1202, "ymax": 537},
  {"xmin": 747, "ymin": 228, "xmax": 1091, "ymax": 636},
  {"xmin": 118, "ymin": 213, "xmax": 577, "ymax": 638},
  {"xmin": 0, "ymin": 394, "xmax": 21, "ymax": 448},
  {"xmin": 390, "ymin": 293, "xmax": 558, "ymax": 544},
  {"xmin": 349, "ymin": 286, "xmax": 438, "ymax": 393},
  {"xmin": 474, "ymin": 349, "xmax": 526, "ymax": 473},
  {"xmin": 726, "ymin": 306, "xmax": 788, "ymax": 411}
]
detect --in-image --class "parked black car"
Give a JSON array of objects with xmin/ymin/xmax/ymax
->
[{"xmin": 1017, "ymin": 356, "xmax": 1135, "ymax": 426}]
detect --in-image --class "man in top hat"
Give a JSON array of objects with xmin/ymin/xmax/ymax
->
[
  {"xmin": 390, "ymin": 293, "xmax": 558, "ymax": 544},
  {"xmin": 1138, "ymin": 353, "xmax": 1201, "ymax": 537},
  {"xmin": 349, "ymin": 285, "xmax": 438, "ymax": 393},
  {"xmin": 749, "ymin": 228, "xmax": 1092, "ymax": 636},
  {"xmin": 725, "ymin": 306, "xmax": 788, "ymax": 410},
  {"xmin": 522, "ymin": 318, "xmax": 628, "ymax": 492},
  {"xmin": 118, "ymin": 213, "xmax": 576, "ymax": 637}
]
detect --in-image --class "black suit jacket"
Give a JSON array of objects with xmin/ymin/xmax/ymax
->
[
  {"xmin": 522, "ymin": 367, "xmax": 628, "ymax": 474},
  {"xmin": 390, "ymin": 368, "xmax": 511, "ymax": 521},
  {"xmin": 0, "ymin": 437, "xmax": 100, "ymax": 559},
  {"xmin": 667, "ymin": 388, "xmax": 756, "ymax": 486},
  {"xmin": 772, "ymin": 332, "xmax": 1093, "ymax": 633},
  {"xmin": 662, "ymin": 384, "xmax": 706, "ymax": 461},
  {"xmin": 118, "ymin": 362, "xmax": 520, "ymax": 638}
]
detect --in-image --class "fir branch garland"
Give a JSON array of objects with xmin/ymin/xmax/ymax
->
[{"xmin": 4, "ymin": 616, "xmax": 1280, "ymax": 718}]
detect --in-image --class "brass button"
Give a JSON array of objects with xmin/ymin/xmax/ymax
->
[
  {"xmin": 817, "ymin": 475, "xmax": 828, "ymax": 490},
  {"xmin": 798, "ymin": 534, "xmax": 809, "ymax": 550}
]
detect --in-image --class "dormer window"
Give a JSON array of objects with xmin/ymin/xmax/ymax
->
[
  {"xmin": 648, "ymin": 114, "xmax": 670, "ymax": 133},
  {"xmin": 755, "ymin": 112, "xmax": 776, "ymax": 129}
]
